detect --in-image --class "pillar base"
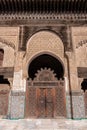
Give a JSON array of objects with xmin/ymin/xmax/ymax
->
[
  {"xmin": 66, "ymin": 93, "xmax": 72, "ymax": 119},
  {"xmin": 10, "ymin": 90, "xmax": 25, "ymax": 119},
  {"xmin": 72, "ymin": 91, "xmax": 85, "ymax": 119}
]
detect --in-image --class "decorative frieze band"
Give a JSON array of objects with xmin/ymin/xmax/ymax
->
[
  {"xmin": 0, "ymin": 67, "xmax": 14, "ymax": 78},
  {"xmin": 27, "ymin": 81, "xmax": 64, "ymax": 88},
  {"xmin": 0, "ymin": 14, "xmax": 87, "ymax": 21}
]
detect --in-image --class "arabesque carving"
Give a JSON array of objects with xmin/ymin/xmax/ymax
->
[
  {"xmin": 0, "ymin": 37, "xmax": 15, "ymax": 49},
  {"xmin": 34, "ymin": 68, "xmax": 57, "ymax": 81}
]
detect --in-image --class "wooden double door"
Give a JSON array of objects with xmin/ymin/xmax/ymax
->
[
  {"xmin": 25, "ymin": 84, "xmax": 66, "ymax": 118},
  {"xmin": 36, "ymin": 88, "xmax": 55, "ymax": 118}
]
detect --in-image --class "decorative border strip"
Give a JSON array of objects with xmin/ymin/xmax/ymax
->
[
  {"xmin": 0, "ymin": 14, "xmax": 87, "ymax": 21},
  {"xmin": 0, "ymin": 67, "xmax": 14, "ymax": 78},
  {"xmin": 28, "ymin": 81, "xmax": 64, "ymax": 87}
]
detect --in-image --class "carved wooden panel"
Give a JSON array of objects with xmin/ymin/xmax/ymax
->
[
  {"xmin": 0, "ymin": 90, "xmax": 9, "ymax": 115},
  {"xmin": 1, "ymin": 0, "xmax": 86, "ymax": 14},
  {"xmin": 0, "ymin": 67, "xmax": 14, "ymax": 78},
  {"xmin": 37, "ymin": 88, "xmax": 55, "ymax": 118},
  {"xmin": 55, "ymin": 85, "xmax": 66, "ymax": 117},
  {"xmin": 84, "ymin": 91, "xmax": 87, "ymax": 117},
  {"xmin": 46, "ymin": 88, "xmax": 55, "ymax": 117},
  {"xmin": 25, "ymin": 87, "xmax": 36, "ymax": 118},
  {"xmin": 26, "ymin": 83, "xmax": 66, "ymax": 118},
  {"xmin": 26, "ymin": 68, "xmax": 66, "ymax": 118},
  {"xmin": 37, "ymin": 88, "xmax": 46, "ymax": 117}
]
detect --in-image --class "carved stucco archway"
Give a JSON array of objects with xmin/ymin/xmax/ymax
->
[
  {"xmin": 24, "ymin": 30, "xmax": 68, "ymax": 118},
  {"xmin": 23, "ymin": 30, "xmax": 66, "ymax": 78}
]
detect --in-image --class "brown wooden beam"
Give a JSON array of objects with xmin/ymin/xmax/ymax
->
[
  {"xmin": 0, "ymin": 0, "xmax": 86, "ymax": 14},
  {"xmin": 0, "ymin": 67, "xmax": 14, "ymax": 78},
  {"xmin": 84, "ymin": 0, "xmax": 86, "ymax": 13}
]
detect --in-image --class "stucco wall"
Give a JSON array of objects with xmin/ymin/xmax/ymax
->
[
  {"xmin": 0, "ymin": 42, "xmax": 14, "ymax": 67},
  {"xmin": 0, "ymin": 27, "xmax": 19, "ymax": 67},
  {"xmin": 71, "ymin": 27, "xmax": 87, "ymax": 67},
  {"xmin": 0, "ymin": 27, "xmax": 19, "ymax": 50}
]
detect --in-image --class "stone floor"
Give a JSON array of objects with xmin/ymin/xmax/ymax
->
[{"xmin": 0, "ymin": 119, "xmax": 87, "ymax": 130}]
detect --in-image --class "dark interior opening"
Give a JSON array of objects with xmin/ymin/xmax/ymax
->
[
  {"xmin": 0, "ymin": 49, "xmax": 4, "ymax": 66},
  {"xmin": 0, "ymin": 49, "xmax": 4, "ymax": 54},
  {"xmin": 81, "ymin": 79, "xmax": 87, "ymax": 92},
  {"xmin": 28, "ymin": 54, "xmax": 64, "ymax": 80},
  {"xmin": 0, "ymin": 75, "xmax": 10, "ymax": 85}
]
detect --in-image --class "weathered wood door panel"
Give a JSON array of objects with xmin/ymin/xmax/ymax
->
[
  {"xmin": 0, "ymin": 92, "xmax": 9, "ymax": 115},
  {"xmin": 0, "ymin": 84, "xmax": 10, "ymax": 116},
  {"xmin": 25, "ymin": 87, "xmax": 37, "ymax": 118},
  {"xmin": 55, "ymin": 86, "xmax": 66, "ymax": 117},
  {"xmin": 37, "ymin": 88, "xmax": 55, "ymax": 118}
]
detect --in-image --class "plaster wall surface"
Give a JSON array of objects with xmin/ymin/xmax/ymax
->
[
  {"xmin": 71, "ymin": 27, "xmax": 87, "ymax": 67},
  {"xmin": 0, "ymin": 42, "xmax": 14, "ymax": 67},
  {"xmin": 0, "ymin": 27, "xmax": 19, "ymax": 50}
]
